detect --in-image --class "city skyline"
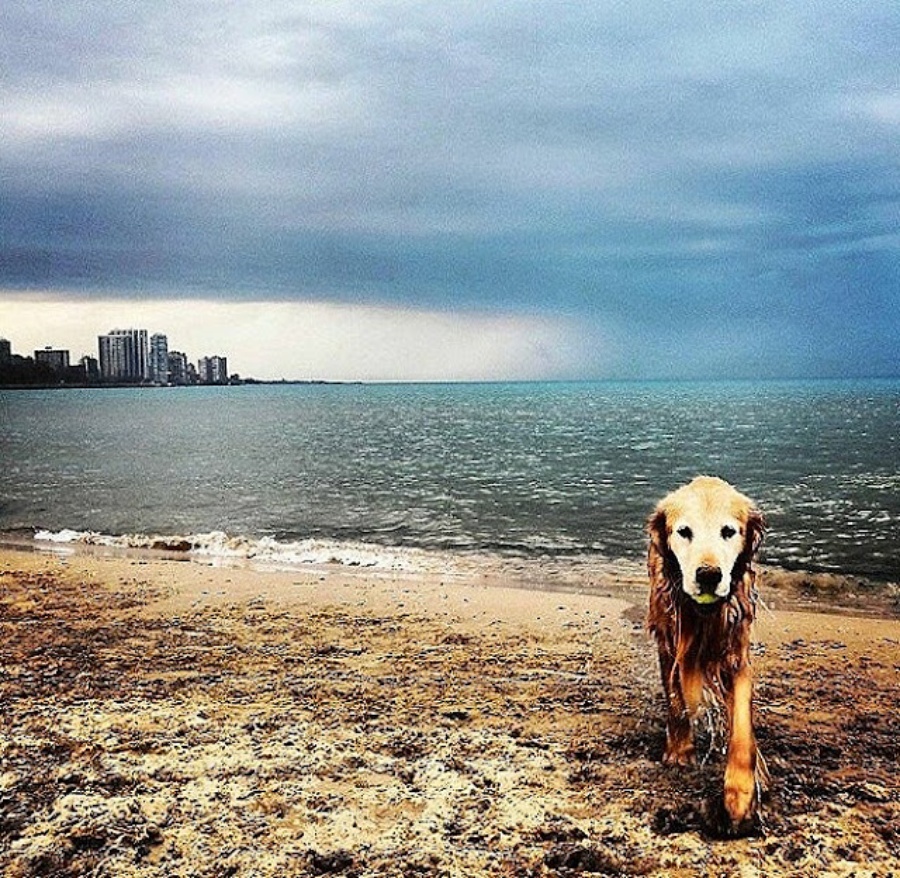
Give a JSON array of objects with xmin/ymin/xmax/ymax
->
[
  {"xmin": 0, "ymin": 323, "xmax": 231, "ymax": 386},
  {"xmin": 1, "ymin": 295, "xmax": 571, "ymax": 383}
]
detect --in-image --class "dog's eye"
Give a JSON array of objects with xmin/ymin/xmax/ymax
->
[
  {"xmin": 676, "ymin": 526, "xmax": 693, "ymax": 540},
  {"xmin": 721, "ymin": 525, "xmax": 737, "ymax": 540}
]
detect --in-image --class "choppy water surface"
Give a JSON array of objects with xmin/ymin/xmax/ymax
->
[{"xmin": 1, "ymin": 380, "xmax": 897, "ymax": 578}]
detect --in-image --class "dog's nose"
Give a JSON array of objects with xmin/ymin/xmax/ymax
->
[{"xmin": 696, "ymin": 565, "xmax": 722, "ymax": 593}]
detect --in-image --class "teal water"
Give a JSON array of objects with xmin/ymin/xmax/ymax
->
[{"xmin": 1, "ymin": 380, "xmax": 898, "ymax": 578}]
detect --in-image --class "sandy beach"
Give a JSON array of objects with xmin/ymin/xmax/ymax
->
[{"xmin": 0, "ymin": 547, "xmax": 897, "ymax": 877}]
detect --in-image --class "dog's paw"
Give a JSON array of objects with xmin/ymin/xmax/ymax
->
[
  {"xmin": 722, "ymin": 767, "xmax": 760, "ymax": 832},
  {"xmin": 724, "ymin": 785, "xmax": 756, "ymax": 826},
  {"xmin": 705, "ymin": 790, "xmax": 763, "ymax": 839},
  {"xmin": 662, "ymin": 742, "xmax": 696, "ymax": 766}
]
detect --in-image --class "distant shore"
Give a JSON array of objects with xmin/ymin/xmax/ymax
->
[{"xmin": 0, "ymin": 379, "xmax": 362, "ymax": 390}]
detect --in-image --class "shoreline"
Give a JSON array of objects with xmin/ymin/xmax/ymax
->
[{"xmin": 5, "ymin": 532, "xmax": 898, "ymax": 620}]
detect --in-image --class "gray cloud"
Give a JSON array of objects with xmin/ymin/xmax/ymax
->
[{"xmin": 2, "ymin": 1, "xmax": 899, "ymax": 378}]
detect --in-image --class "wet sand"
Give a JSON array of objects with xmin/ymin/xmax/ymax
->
[{"xmin": 0, "ymin": 548, "xmax": 897, "ymax": 877}]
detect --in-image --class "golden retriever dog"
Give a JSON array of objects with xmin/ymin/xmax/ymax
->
[{"xmin": 646, "ymin": 476, "xmax": 767, "ymax": 831}]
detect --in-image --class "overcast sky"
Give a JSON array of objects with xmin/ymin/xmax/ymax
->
[{"xmin": 2, "ymin": 1, "xmax": 898, "ymax": 380}]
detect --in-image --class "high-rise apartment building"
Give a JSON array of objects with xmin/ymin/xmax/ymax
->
[
  {"xmin": 198, "ymin": 355, "xmax": 228, "ymax": 385},
  {"xmin": 34, "ymin": 347, "xmax": 70, "ymax": 373},
  {"xmin": 167, "ymin": 351, "xmax": 190, "ymax": 385},
  {"xmin": 149, "ymin": 333, "xmax": 169, "ymax": 384},
  {"xmin": 98, "ymin": 329, "xmax": 149, "ymax": 382},
  {"xmin": 0, "ymin": 338, "xmax": 11, "ymax": 365},
  {"xmin": 80, "ymin": 356, "xmax": 101, "ymax": 382}
]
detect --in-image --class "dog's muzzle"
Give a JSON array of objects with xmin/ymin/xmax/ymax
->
[{"xmin": 692, "ymin": 565, "xmax": 725, "ymax": 608}]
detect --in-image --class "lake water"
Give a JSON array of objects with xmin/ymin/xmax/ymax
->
[{"xmin": 0, "ymin": 380, "xmax": 897, "ymax": 579}]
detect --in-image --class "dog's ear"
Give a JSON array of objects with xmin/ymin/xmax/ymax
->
[
  {"xmin": 646, "ymin": 507, "xmax": 669, "ymax": 588},
  {"xmin": 745, "ymin": 507, "xmax": 766, "ymax": 558},
  {"xmin": 646, "ymin": 507, "xmax": 668, "ymax": 553},
  {"xmin": 734, "ymin": 506, "xmax": 765, "ymax": 610}
]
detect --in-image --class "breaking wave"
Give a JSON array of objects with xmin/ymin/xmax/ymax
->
[{"xmin": 32, "ymin": 529, "xmax": 428, "ymax": 572}]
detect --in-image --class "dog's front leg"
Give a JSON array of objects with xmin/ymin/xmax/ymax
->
[
  {"xmin": 660, "ymin": 650, "xmax": 701, "ymax": 765},
  {"xmin": 723, "ymin": 662, "xmax": 758, "ymax": 827}
]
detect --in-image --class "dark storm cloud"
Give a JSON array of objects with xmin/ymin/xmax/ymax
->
[{"xmin": 2, "ymin": 1, "xmax": 899, "ymax": 377}]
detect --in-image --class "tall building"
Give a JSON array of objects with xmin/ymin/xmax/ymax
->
[
  {"xmin": 167, "ymin": 351, "xmax": 189, "ymax": 385},
  {"xmin": 98, "ymin": 329, "xmax": 149, "ymax": 382},
  {"xmin": 198, "ymin": 355, "xmax": 228, "ymax": 385},
  {"xmin": 0, "ymin": 338, "xmax": 11, "ymax": 365},
  {"xmin": 80, "ymin": 355, "xmax": 100, "ymax": 382},
  {"xmin": 213, "ymin": 357, "xmax": 228, "ymax": 384},
  {"xmin": 149, "ymin": 333, "xmax": 169, "ymax": 384},
  {"xmin": 34, "ymin": 347, "xmax": 70, "ymax": 373}
]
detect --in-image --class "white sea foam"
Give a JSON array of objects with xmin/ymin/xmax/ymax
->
[
  {"xmin": 34, "ymin": 528, "xmax": 88, "ymax": 543},
  {"xmin": 32, "ymin": 529, "xmax": 426, "ymax": 572}
]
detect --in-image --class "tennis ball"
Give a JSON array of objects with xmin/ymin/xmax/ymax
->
[{"xmin": 694, "ymin": 593, "xmax": 719, "ymax": 605}]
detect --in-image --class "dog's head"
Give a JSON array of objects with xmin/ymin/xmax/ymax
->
[{"xmin": 647, "ymin": 476, "xmax": 765, "ymax": 607}]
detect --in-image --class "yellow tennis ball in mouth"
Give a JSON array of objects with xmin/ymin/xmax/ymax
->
[{"xmin": 693, "ymin": 593, "xmax": 719, "ymax": 605}]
